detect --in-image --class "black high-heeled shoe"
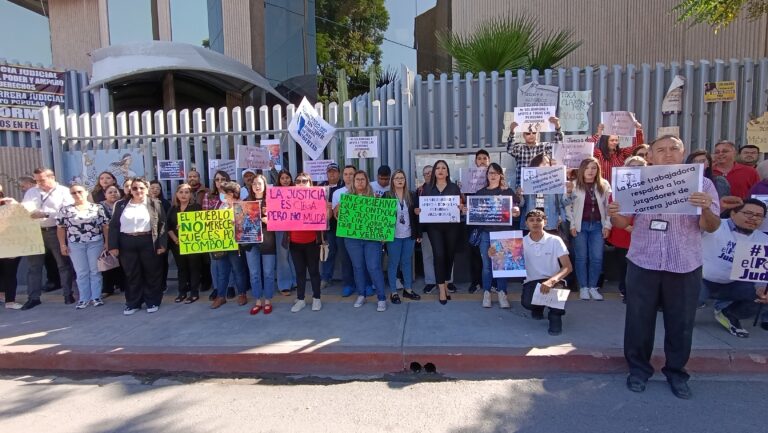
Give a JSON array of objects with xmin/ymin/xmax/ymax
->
[{"xmin": 438, "ymin": 289, "xmax": 450, "ymax": 305}]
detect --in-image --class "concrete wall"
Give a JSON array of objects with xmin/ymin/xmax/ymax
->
[{"xmin": 49, "ymin": 0, "xmax": 105, "ymax": 71}]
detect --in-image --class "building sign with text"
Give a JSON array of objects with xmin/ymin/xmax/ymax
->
[{"xmin": 0, "ymin": 64, "xmax": 65, "ymax": 132}]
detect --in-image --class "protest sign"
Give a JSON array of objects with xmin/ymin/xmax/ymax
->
[
  {"xmin": 209, "ymin": 159, "xmax": 237, "ymax": 181},
  {"xmin": 553, "ymin": 135, "xmax": 593, "ymax": 169},
  {"xmin": 752, "ymin": 195, "xmax": 768, "ymax": 232},
  {"xmin": 662, "ymin": 75, "xmax": 685, "ymax": 114},
  {"xmin": 517, "ymin": 82, "xmax": 559, "ymax": 107},
  {"xmin": 467, "ymin": 195, "xmax": 514, "ymax": 226},
  {"xmin": 0, "ymin": 63, "xmax": 65, "ymax": 132},
  {"xmin": 501, "ymin": 111, "xmax": 515, "ymax": 140},
  {"xmin": 345, "ymin": 136, "xmax": 378, "ymax": 159},
  {"xmin": 236, "ymin": 145, "xmax": 271, "ymax": 169},
  {"xmin": 336, "ymin": 194, "xmax": 397, "ymax": 241},
  {"xmin": 177, "ymin": 209, "xmax": 238, "ymax": 255},
  {"xmin": 520, "ymin": 166, "xmax": 566, "ymax": 195},
  {"xmin": 0, "ymin": 203, "xmax": 45, "ymax": 258},
  {"xmin": 704, "ymin": 81, "xmax": 736, "ymax": 102},
  {"xmin": 559, "ymin": 91, "xmax": 592, "ymax": 132},
  {"xmin": 157, "ymin": 159, "xmax": 186, "ymax": 180},
  {"xmin": 730, "ymin": 241, "xmax": 768, "ymax": 282},
  {"xmin": 514, "ymin": 106, "xmax": 556, "ymax": 133},
  {"xmin": 612, "ymin": 164, "xmax": 703, "ymax": 215},
  {"xmin": 303, "ymin": 159, "xmax": 334, "ymax": 183},
  {"xmin": 262, "ymin": 138, "xmax": 282, "ymax": 170},
  {"xmin": 233, "ymin": 201, "xmax": 263, "ymax": 244},
  {"xmin": 600, "ymin": 111, "xmax": 636, "ymax": 137},
  {"xmin": 747, "ymin": 112, "xmax": 768, "ymax": 152},
  {"xmin": 287, "ymin": 97, "xmax": 336, "ymax": 160},
  {"xmin": 531, "ymin": 284, "xmax": 569, "ymax": 309},
  {"xmin": 81, "ymin": 149, "xmax": 145, "ymax": 192},
  {"xmin": 266, "ymin": 186, "xmax": 328, "ymax": 231},
  {"xmin": 459, "ymin": 167, "xmax": 488, "ymax": 194},
  {"xmin": 418, "ymin": 196, "xmax": 460, "ymax": 223},
  {"xmin": 657, "ymin": 126, "xmax": 681, "ymax": 138},
  {"xmin": 489, "ymin": 231, "xmax": 526, "ymax": 278}
]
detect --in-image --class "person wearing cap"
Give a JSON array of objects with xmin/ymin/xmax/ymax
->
[
  {"xmin": 240, "ymin": 169, "xmax": 257, "ymax": 200},
  {"xmin": 320, "ymin": 162, "xmax": 342, "ymax": 288}
]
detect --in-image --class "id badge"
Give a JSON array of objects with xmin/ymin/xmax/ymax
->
[{"xmin": 649, "ymin": 219, "xmax": 668, "ymax": 232}]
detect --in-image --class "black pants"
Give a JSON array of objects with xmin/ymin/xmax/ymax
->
[
  {"xmin": 101, "ymin": 266, "xmax": 124, "ymax": 295},
  {"xmin": 624, "ymin": 260, "xmax": 700, "ymax": 383},
  {"xmin": 200, "ymin": 254, "xmax": 213, "ymax": 291},
  {"xmin": 170, "ymin": 243, "xmax": 202, "ymax": 297},
  {"xmin": 160, "ymin": 251, "xmax": 170, "ymax": 291},
  {"xmin": 0, "ymin": 257, "xmax": 21, "ymax": 302},
  {"xmin": 119, "ymin": 234, "xmax": 163, "ymax": 309},
  {"xmin": 44, "ymin": 249, "xmax": 60, "ymax": 287},
  {"xmin": 469, "ymin": 245, "xmax": 483, "ymax": 286},
  {"xmin": 426, "ymin": 224, "xmax": 461, "ymax": 285},
  {"xmin": 615, "ymin": 247, "xmax": 628, "ymax": 296},
  {"xmin": 521, "ymin": 279, "xmax": 565, "ymax": 317},
  {"xmin": 290, "ymin": 242, "xmax": 321, "ymax": 300}
]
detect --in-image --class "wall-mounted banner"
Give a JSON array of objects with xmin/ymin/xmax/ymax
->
[
  {"xmin": 612, "ymin": 164, "xmax": 703, "ymax": 215},
  {"xmin": 467, "ymin": 195, "xmax": 514, "ymax": 226},
  {"xmin": 157, "ymin": 160, "xmax": 186, "ymax": 181},
  {"xmin": 600, "ymin": 111, "xmax": 636, "ymax": 137},
  {"xmin": 303, "ymin": 159, "xmax": 334, "ymax": 183},
  {"xmin": 520, "ymin": 166, "xmax": 566, "ymax": 195},
  {"xmin": 747, "ymin": 112, "xmax": 768, "ymax": 152},
  {"xmin": 81, "ymin": 149, "xmax": 145, "ymax": 192},
  {"xmin": 553, "ymin": 135, "xmax": 593, "ymax": 169},
  {"xmin": 261, "ymin": 138, "xmax": 282, "ymax": 170},
  {"xmin": 489, "ymin": 230, "xmax": 526, "ymax": 278},
  {"xmin": 662, "ymin": 75, "xmax": 685, "ymax": 114},
  {"xmin": 514, "ymin": 106, "xmax": 556, "ymax": 133},
  {"xmin": 0, "ymin": 203, "xmax": 45, "ymax": 258},
  {"xmin": 559, "ymin": 90, "xmax": 592, "ymax": 132},
  {"xmin": 336, "ymin": 194, "xmax": 397, "ymax": 241},
  {"xmin": 0, "ymin": 63, "xmax": 65, "ymax": 132},
  {"xmin": 236, "ymin": 145, "xmax": 271, "ymax": 169},
  {"xmin": 345, "ymin": 136, "xmax": 378, "ymax": 159},
  {"xmin": 517, "ymin": 82, "xmax": 559, "ymax": 108},
  {"xmin": 459, "ymin": 167, "xmax": 488, "ymax": 194},
  {"xmin": 209, "ymin": 159, "xmax": 237, "ymax": 182},
  {"xmin": 730, "ymin": 241, "xmax": 768, "ymax": 282},
  {"xmin": 266, "ymin": 186, "xmax": 328, "ymax": 231},
  {"xmin": 177, "ymin": 209, "xmax": 237, "ymax": 255},
  {"xmin": 287, "ymin": 97, "xmax": 336, "ymax": 160},
  {"xmin": 233, "ymin": 201, "xmax": 263, "ymax": 244},
  {"xmin": 418, "ymin": 195, "xmax": 460, "ymax": 223},
  {"xmin": 704, "ymin": 80, "xmax": 736, "ymax": 103}
]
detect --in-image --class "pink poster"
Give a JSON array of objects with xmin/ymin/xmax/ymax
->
[{"xmin": 266, "ymin": 187, "xmax": 328, "ymax": 231}]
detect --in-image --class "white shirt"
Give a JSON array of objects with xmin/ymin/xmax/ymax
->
[
  {"xmin": 371, "ymin": 182, "xmax": 390, "ymax": 198},
  {"xmin": 332, "ymin": 186, "xmax": 349, "ymax": 208},
  {"xmin": 22, "ymin": 184, "xmax": 73, "ymax": 228},
  {"xmin": 702, "ymin": 219, "xmax": 768, "ymax": 283},
  {"xmin": 523, "ymin": 232, "xmax": 568, "ymax": 283},
  {"xmin": 120, "ymin": 201, "xmax": 152, "ymax": 233}
]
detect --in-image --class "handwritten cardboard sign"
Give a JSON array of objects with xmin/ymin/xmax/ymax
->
[
  {"xmin": 517, "ymin": 82, "xmax": 559, "ymax": 108},
  {"xmin": 514, "ymin": 106, "xmax": 556, "ymax": 133},
  {"xmin": 559, "ymin": 91, "xmax": 592, "ymax": 132},
  {"xmin": 521, "ymin": 166, "xmax": 566, "ymax": 195},
  {"xmin": 0, "ymin": 204, "xmax": 44, "ymax": 258},
  {"xmin": 336, "ymin": 194, "xmax": 397, "ymax": 241},
  {"xmin": 467, "ymin": 195, "xmax": 514, "ymax": 226},
  {"xmin": 657, "ymin": 126, "xmax": 681, "ymax": 138},
  {"xmin": 209, "ymin": 159, "xmax": 236, "ymax": 182},
  {"xmin": 266, "ymin": 186, "xmax": 328, "ymax": 231},
  {"xmin": 303, "ymin": 159, "xmax": 335, "ymax": 183},
  {"xmin": 747, "ymin": 112, "xmax": 768, "ymax": 152},
  {"xmin": 730, "ymin": 241, "xmax": 768, "ymax": 282},
  {"xmin": 418, "ymin": 196, "xmax": 460, "ymax": 223},
  {"xmin": 288, "ymin": 97, "xmax": 336, "ymax": 161},
  {"xmin": 177, "ymin": 209, "xmax": 238, "ymax": 255},
  {"xmin": 236, "ymin": 145, "xmax": 271, "ymax": 169},
  {"xmin": 553, "ymin": 136, "xmax": 594, "ymax": 169},
  {"xmin": 489, "ymin": 230, "xmax": 526, "ymax": 278},
  {"xmin": 601, "ymin": 111, "xmax": 636, "ymax": 137},
  {"xmin": 233, "ymin": 201, "xmax": 263, "ymax": 244},
  {"xmin": 157, "ymin": 159, "xmax": 186, "ymax": 181},
  {"xmin": 611, "ymin": 164, "xmax": 703, "ymax": 215},
  {"xmin": 345, "ymin": 136, "xmax": 378, "ymax": 159},
  {"xmin": 459, "ymin": 167, "xmax": 488, "ymax": 194}
]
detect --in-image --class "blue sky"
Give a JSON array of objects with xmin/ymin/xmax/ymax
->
[{"xmin": 381, "ymin": 0, "xmax": 437, "ymax": 70}]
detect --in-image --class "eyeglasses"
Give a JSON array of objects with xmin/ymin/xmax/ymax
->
[
  {"xmin": 295, "ymin": 178, "xmax": 310, "ymax": 184},
  {"xmin": 738, "ymin": 210, "xmax": 765, "ymax": 220}
]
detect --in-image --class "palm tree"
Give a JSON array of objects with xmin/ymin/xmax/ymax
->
[{"xmin": 437, "ymin": 14, "xmax": 582, "ymax": 74}]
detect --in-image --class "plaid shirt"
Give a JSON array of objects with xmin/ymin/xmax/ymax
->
[{"xmin": 506, "ymin": 131, "xmax": 561, "ymax": 187}]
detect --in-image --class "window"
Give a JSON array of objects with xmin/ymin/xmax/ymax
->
[
  {"xmin": 170, "ymin": 0, "xmax": 216, "ymax": 48},
  {"xmin": 108, "ymin": 0, "xmax": 154, "ymax": 45}
]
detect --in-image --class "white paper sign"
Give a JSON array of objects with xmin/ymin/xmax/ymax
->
[
  {"xmin": 612, "ymin": 164, "xmax": 703, "ymax": 215},
  {"xmin": 209, "ymin": 159, "xmax": 236, "ymax": 181},
  {"xmin": 517, "ymin": 82, "xmax": 559, "ymax": 108},
  {"xmin": 419, "ymin": 196, "xmax": 460, "ymax": 223},
  {"xmin": 514, "ymin": 106, "xmax": 556, "ymax": 133},
  {"xmin": 345, "ymin": 136, "xmax": 378, "ymax": 159},
  {"xmin": 459, "ymin": 167, "xmax": 488, "ymax": 194},
  {"xmin": 553, "ymin": 136, "xmax": 594, "ymax": 169},
  {"xmin": 657, "ymin": 126, "xmax": 681, "ymax": 138},
  {"xmin": 531, "ymin": 284, "xmax": 569, "ymax": 309},
  {"xmin": 521, "ymin": 166, "xmax": 567, "ymax": 195},
  {"xmin": 601, "ymin": 111, "xmax": 636, "ymax": 137},
  {"xmin": 236, "ymin": 145, "xmax": 271, "ymax": 169},
  {"xmin": 303, "ymin": 159, "xmax": 335, "ymax": 183},
  {"xmin": 730, "ymin": 241, "xmax": 768, "ymax": 282},
  {"xmin": 559, "ymin": 91, "xmax": 592, "ymax": 132},
  {"xmin": 288, "ymin": 97, "xmax": 336, "ymax": 161},
  {"xmin": 662, "ymin": 75, "xmax": 685, "ymax": 115}
]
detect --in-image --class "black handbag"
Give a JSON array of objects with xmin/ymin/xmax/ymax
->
[{"xmin": 468, "ymin": 227, "xmax": 482, "ymax": 247}]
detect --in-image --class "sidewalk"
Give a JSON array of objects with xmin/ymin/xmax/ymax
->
[{"xmin": 0, "ymin": 281, "xmax": 765, "ymax": 377}]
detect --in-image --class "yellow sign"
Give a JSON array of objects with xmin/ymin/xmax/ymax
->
[
  {"xmin": 0, "ymin": 204, "xmax": 44, "ymax": 258},
  {"xmin": 747, "ymin": 112, "xmax": 768, "ymax": 152},
  {"xmin": 704, "ymin": 81, "xmax": 736, "ymax": 103},
  {"xmin": 177, "ymin": 209, "xmax": 238, "ymax": 255}
]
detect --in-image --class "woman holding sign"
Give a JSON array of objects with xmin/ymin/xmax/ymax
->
[
  {"xmin": 565, "ymin": 158, "xmax": 612, "ymax": 301},
  {"xmin": 288, "ymin": 173, "xmax": 324, "ymax": 313},
  {"xmin": 383, "ymin": 169, "xmax": 422, "ymax": 303},
  {"xmin": 416, "ymin": 160, "xmax": 465, "ymax": 305},
  {"xmin": 275, "ymin": 169, "xmax": 298, "ymax": 296},
  {"xmin": 244, "ymin": 174, "xmax": 277, "ymax": 315},
  {"xmin": 589, "ymin": 121, "xmax": 645, "ymax": 184},
  {"xmin": 166, "ymin": 184, "xmax": 203, "ymax": 304}
]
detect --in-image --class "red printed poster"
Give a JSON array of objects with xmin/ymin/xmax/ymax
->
[{"xmin": 266, "ymin": 187, "xmax": 328, "ymax": 231}]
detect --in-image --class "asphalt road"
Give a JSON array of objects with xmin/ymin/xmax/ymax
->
[{"xmin": 0, "ymin": 373, "xmax": 765, "ymax": 433}]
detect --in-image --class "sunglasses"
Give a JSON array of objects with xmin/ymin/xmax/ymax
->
[{"xmin": 296, "ymin": 178, "xmax": 311, "ymax": 184}]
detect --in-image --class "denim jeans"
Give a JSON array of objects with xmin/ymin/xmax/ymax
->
[
  {"xmin": 321, "ymin": 229, "xmax": 338, "ymax": 282},
  {"xmin": 69, "ymin": 240, "xmax": 104, "ymax": 302},
  {"xmin": 275, "ymin": 231, "xmax": 296, "ymax": 290},
  {"xmin": 387, "ymin": 237, "xmax": 415, "ymax": 291},
  {"xmin": 345, "ymin": 238, "xmax": 387, "ymax": 301},
  {"xmin": 572, "ymin": 220, "xmax": 604, "ymax": 288},
  {"xmin": 245, "ymin": 246, "xmax": 276, "ymax": 300},
  {"xmin": 703, "ymin": 279, "xmax": 761, "ymax": 319},
  {"xmin": 212, "ymin": 251, "xmax": 248, "ymax": 297},
  {"xmin": 478, "ymin": 231, "xmax": 508, "ymax": 293}
]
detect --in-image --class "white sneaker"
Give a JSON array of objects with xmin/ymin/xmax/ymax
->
[
  {"xmin": 498, "ymin": 292, "xmax": 510, "ymax": 309},
  {"xmin": 91, "ymin": 298, "xmax": 104, "ymax": 307},
  {"xmin": 123, "ymin": 307, "xmax": 139, "ymax": 316},
  {"xmin": 312, "ymin": 298, "xmax": 322, "ymax": 311},
  {"xmin": 146, "ymin": 305, "xmax": 159, "ymax": 313},
  {"xmin": 589, "ymin": 287, "xmax": 604, "ymax": 301},
  {"xmin": 579, "ymin": 288, "xmax": 590, "ymax": 300},
  {"xmin": 353, "ymin": 295, "xmax": 366, "ymax": 308},
  {"xmin": 377, "ymin": 300, "xmax": 387, "ymax": 312},
  {"xmin": 291, "ymin": 299, "xmax": 306, "ymax": 313},
  {"xmin": 4, "ymin": 302, "xmax": 23, "ymax": 310},
  {"xmin": 482, "ymin": 291, "xmax": 492, "ymax": 308},
  {"xmin": 75, "ymin": 301, "xmax": 88, "ymax": 310}
]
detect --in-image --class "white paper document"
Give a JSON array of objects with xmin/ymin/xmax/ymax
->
[{"xmin": 531, "ymin": 284, "xmax": 569, "ymax": 309}]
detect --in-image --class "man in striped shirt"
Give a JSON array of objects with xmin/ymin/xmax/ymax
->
[
  {"xmin": 608, "ymin": 135, "xmax": 721, "ymax": 400},
  {"xmin": 506, "ymin": 116, "xmax": 561, "ymax": 188}
]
